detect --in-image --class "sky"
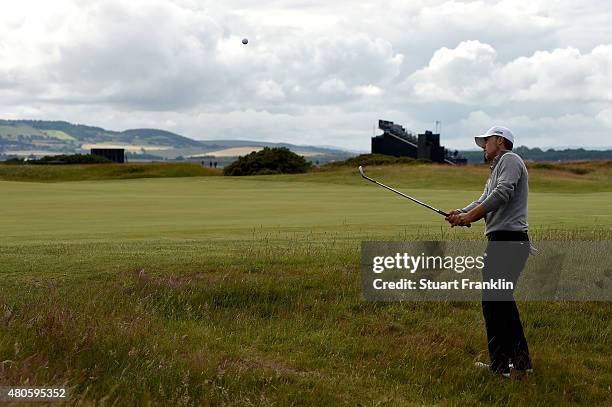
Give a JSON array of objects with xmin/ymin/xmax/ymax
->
[{"xmin": 1, "ymin": 0, "xmax": 612, "ymax": 151}]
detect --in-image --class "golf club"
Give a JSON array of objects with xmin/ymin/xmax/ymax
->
[{"xmin": 358, "ymin": 166, "xmax": 470, "ymax": 227}]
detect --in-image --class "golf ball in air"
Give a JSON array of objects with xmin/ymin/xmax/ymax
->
[{"xmin": 242, "ymin": 38, "xmax": 248, "ymax": 44}]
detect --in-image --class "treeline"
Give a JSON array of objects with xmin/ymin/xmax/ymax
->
[
  {"xmin": 3, "ymin": 154, "xmax": 111, "ymax": 165},
  {"xmin": 460, "ymin": 146, "xmax": 612, "ymax": 163}
]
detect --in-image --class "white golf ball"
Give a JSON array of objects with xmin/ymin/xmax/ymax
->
[{"xmin": 242, "ymin": 38, "xmax": 248, "ymax": 45}]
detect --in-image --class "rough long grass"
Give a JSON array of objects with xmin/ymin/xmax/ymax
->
[{"xmin": 1, "ymin": 233, "xmax": 610, "ymax": 405}]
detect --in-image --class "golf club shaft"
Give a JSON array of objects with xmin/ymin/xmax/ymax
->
[
  {"xmin": 358, "ymin": 166, "xmax": 471, "ymax": 227},
  {"xmin": 361, "ymin": 170, "xmax": 447, "ymax": 215}
]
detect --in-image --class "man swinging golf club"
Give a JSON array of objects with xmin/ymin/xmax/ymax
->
[{"xmin": 445, "ymin": 126, "xmax": 533, "ymax": 379}]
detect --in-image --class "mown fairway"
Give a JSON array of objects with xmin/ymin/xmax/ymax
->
[{"xmin": 1, "ymin": 163, "xmax": 611, "ymax": 405}]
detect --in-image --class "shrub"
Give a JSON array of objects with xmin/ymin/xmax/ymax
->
[
  {"xmin": 223, "ymin": 147, "xmax": 312, "ymax": 176},
  {"xmin": 567, "ymin": 167, "xmax": 591, "ymax": 175},
  {"xmin": 529, "ymin": 163, "xmax": 554, "ymax": 170}
]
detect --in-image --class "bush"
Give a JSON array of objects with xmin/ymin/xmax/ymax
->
[
  {"xmin": 529, "ymin": 163, "xmax": 554, "ymax": 170},
  {"xmin": 567, "ymin": 167, "xmax": 591, "ymax": 175},
  {"xmin": 223, "ymin": 147, "xmax": 312, "ymax": 176}
]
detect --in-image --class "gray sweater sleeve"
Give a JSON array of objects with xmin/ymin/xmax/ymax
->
[
  {"xmin": 460, "ymin": 185, "xmax": 488, "ymax": 213},
  {"xmin": 481, "ymin": 154, "xmax": 523, "ymax": 212}
]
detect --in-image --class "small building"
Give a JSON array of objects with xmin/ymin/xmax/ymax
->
[
  {"xmin": 372, "ymin": 120, "xmax": 467, "ymax": 165},
  {"xmin": 91, "ymin": 148, "xmax": 125, "ymax": 163}
]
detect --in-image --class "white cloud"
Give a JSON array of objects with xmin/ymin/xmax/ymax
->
[
  {"xmin": 254, "ymin": 80, "xmax": 285, "ymax": 101},
  {"xmin": 596, "ymin": 108, "xmax": 612, "ymax": 127},
  {"xmin": 500, "ymin": 46, "xmax": 612, "ymax": 102},
  {"xmin": 407, "ymin": 41, "xmax": 497, "ymax": 103},
  {"xmin": 317, "ymin": 78, "xmax": 348, "ymax": 94},
  {"xmin": 405, "ymin": 41, "xmax": 612, "ymax": 105},
  {"xmin": 1, "ymin": 0, "xmax": 612, "ymax": 150},
  {"xmin": 354, "ymin": 85, "xmax": 383, "ymax": 97}
]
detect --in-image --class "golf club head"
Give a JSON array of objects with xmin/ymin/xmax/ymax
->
[{"xmin": 358, "ymin": 166, "xmax": 365, "ymax": 178}]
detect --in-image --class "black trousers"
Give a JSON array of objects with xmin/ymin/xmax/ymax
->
[{"xmin": 482, "ymin": 231, "xmax": 532, "ymax": 372}]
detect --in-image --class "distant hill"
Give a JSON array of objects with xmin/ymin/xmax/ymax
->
[
  {"xmin": 0, "ymin": 120, "xmax": 201, "ymax": 153},
  {"xmin": 6, "ymin": 119, "xmax": 608, "ymax": 164},
  {"xmin": 0, "ymin": 120, "xmax": 352, "ymax": 163}
]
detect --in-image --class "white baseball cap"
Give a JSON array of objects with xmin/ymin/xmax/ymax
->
[{"xmin": 474, "ymin": 126, "xmax": 514, "ymax": 148}]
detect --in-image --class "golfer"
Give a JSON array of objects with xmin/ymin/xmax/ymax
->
[{"xmin": 446, "ymin": 126, "xmax": 533, "ymax": 379}]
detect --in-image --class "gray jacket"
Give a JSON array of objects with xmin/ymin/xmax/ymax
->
[{"xmin": 460, "ymin": 151, "xmax": 529, "ymax": 234}]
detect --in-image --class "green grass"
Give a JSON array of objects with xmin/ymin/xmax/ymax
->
[{"xmin": 0, "ymin": 164, "xmax": 611, "ymax": 405}]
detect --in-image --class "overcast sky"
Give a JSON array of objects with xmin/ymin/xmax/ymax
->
[{"xmin": 2, "ymin": 0, "xmax": 612, "ymax": 151}]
